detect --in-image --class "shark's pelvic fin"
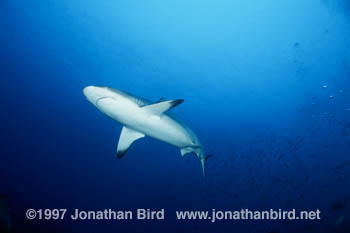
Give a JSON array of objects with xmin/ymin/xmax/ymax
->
[
  {"xmin": 180, "ymin": 147, "xmax": 193, "ymax": 157},
  {"xmin": 181, "ymin": 147, "xmax": 193, "ymax": 157},
  {"xmin": 143, "ymin": 99, "xmax": 183, "ymax": 115},
  {"xmin": 117, "ymin": 126, "xmax": 145, "ymax": 158}
]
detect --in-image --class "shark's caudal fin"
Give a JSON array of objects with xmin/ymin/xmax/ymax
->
[
  {"xmin": 117, "ymin": 126, "xmax": 145, "ymax": 158},
  {"xmin": 181, "ymin": 147, "xmax": 211, "ymax": 176},
  {"xmin": 200, "ymin": 155, "xmax": 211, "ymax": 177}
]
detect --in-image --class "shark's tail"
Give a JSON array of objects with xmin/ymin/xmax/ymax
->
[
  {"xmin": 184, "ymin": 146, "xmax": 211, "ymax": 176},
  {"xmin": 200, "ymin": 155, "xmax": 212, "ymax": 177}
]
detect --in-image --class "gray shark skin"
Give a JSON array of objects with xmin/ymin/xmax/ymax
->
[{"xmin": 83, "ymin": 86, "xmax": 209, "ymax": 175}]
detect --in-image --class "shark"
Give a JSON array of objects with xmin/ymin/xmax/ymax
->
[{"xmin": 83, "ymin": 86, "xmax": 210, "ymax": 175}]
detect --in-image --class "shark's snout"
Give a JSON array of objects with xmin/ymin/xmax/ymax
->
[
  {"xmin": 83, "ymin": 86, "xmax": 113, "ymax": 106},
  {"xmin": 83, "ymin": 86, "xmax": 96, "ymax": 98},
  {"xmin": 83, "ymin": 86, "xmax": 100, "ymax": 105}
]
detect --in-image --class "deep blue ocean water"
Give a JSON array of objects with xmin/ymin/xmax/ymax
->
[{"xmin": 1, "ymin": 0, "xmax": 349, "ymax": 232}]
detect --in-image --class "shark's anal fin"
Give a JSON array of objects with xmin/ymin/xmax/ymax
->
[
  {"xmin": 142, "ymin": 99, "xmax": 183, "ymax": 115},
  {"xmin": 117, "ymin": 126, "xmax": 145, "ymax": 158}
]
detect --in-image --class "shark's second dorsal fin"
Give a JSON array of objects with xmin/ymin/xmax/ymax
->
[
  {"xmin": 142, "ymin": 99, "xmax": 183, "ymax": 115},
  {"xmin": 117, "ymin": 126, "xmax": 145, "ymax": 158}
]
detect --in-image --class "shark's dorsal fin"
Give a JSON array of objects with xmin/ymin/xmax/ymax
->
[
  {"xmin": 142, "ymin": 99, "xmax": 183, "ymax": 115},
  {"xmin": 117, "ymin": 126, "xmax": 145, "ymax": 158}
]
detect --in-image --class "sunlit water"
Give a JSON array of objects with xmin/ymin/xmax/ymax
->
[{"xmin": 1, "ymin": 0, "xmax": 349, "ymax": 232}]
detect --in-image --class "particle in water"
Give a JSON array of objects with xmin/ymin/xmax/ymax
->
[
  {"xmin": 339, "ymin": 89, "xmax": 344, "ymax": 93},
  {"xmin": 322, "ymin": 85, "xmax": 328, "ymax": 89},
  {"xmin": 329, "ymin": 95, "xmax": 334, "ymax": 99}
]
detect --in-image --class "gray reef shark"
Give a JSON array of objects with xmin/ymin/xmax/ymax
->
[{"xmin": 83, "ymin": 86, "xmax": 210, "ymax": 175}]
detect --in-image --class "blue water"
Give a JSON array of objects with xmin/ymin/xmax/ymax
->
[{"xmin": 1, "ymin": 0, "xmax": 349, "ymax": 232}]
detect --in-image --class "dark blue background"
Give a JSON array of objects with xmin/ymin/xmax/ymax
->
[{"xmin": 1, "ymin": 0, "xmax": 349, "ymax": 232}]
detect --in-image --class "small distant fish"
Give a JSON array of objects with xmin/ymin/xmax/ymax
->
[
  {"xmin": 312, "ymin": 102, "xmax": 316, "ymax": 106},
  {"xmin": 335, "ymin": 215, "xmax": 344, "ymax": 226},
  {"xmin": 329, "ymin": 95, "xmax": 334, "ymax": 99},
  {"xmin": 322, "ymin": 85, "xmax": 328, "ymax": 89}
]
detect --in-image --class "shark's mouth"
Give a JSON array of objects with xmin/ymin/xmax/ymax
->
[{"xmin": 95, "ymin": 97, "xmax": 115, "ymax": 107}]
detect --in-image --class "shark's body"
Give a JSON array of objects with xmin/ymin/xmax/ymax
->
[{"xmin": 83, "ymin": 86, "xmax": 209, "ymax": 175}]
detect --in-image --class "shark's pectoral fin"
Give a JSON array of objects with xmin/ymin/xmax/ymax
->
[
  {"xmin": 117, "ymin": 126, "xmax": 145, "ymax": 158},
  {"xmin": 142, "ymin": 99, "xmax": 183, "ymax": 115},
  {"xmin": 180, "ymin": 147, "xmax": 193, "ymax": 157}
]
